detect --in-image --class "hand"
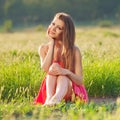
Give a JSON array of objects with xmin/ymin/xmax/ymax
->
[
  {"xmin": 48, "ymin": 63, "xmax": 67, "ymax": 76},
  {"xmin": 46, "ymin": 26, "xmax": 54, "ymax": 43}
]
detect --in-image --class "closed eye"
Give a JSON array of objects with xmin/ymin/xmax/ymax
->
[
  {"xmin": 50, "ymin": 22, "xmax": 64, "ymax": 31},
  {"xmin": 51, "ymin": 22, "xmax": 55, "ymax": 26},
  {"xmin": 57, "ymin": 26, "xmax": 63, "ymax": 30}
]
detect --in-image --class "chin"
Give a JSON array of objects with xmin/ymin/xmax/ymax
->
[{"xmin": 49, "ymin": 34, "xmax": 56, "ymax": 39}]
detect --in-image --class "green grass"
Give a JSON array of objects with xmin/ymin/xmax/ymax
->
[
  {"xmin": 0, "ymin": 51, "xmax": 45, "ymax": 102},
  {"xmin": 0, "ymin": 100, "xmax": 120, "ymax": 120},
  {"xmin": 84, "ymin": 58, "xmax": 120, "ymax": 97},
  {"xmin": 0, "ymin": 26, "xmax": 120, "ymax": 119}
]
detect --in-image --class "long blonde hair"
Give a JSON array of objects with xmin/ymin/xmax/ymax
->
[{"xmin": 54, "ymin": 12, "xmax": 75, "ymax": 71}]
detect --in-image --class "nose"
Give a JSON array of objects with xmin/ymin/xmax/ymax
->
[
  {"xmin": 51, "ymin": 25, "xmax": 56, "ymax": 31},
  {"xmin": 52, "ymin": 26, "xmax": 56, "ymax": 31}
]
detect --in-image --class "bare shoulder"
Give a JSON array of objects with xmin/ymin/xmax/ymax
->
[
  {"xmin": 38, "ymin": 43, "xmax": 49, "ymax": 56},
  {"xmin": 74, "ymin": 45, "xmax": 82, "ymax": 57}
]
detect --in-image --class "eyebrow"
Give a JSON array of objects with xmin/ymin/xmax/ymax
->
[
  {"xmin": 58, "ymin": 25, "xmax": 64, "ymax": 29},
  {"xmin": 52, "ymin": 22, "xmax": 64, "ymax": 29}
]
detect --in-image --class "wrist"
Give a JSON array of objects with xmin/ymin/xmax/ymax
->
[
  {"xmin": 50, "ymin": 39, "xmax": 54, "ymax": 44},
  {"xmin": 66, "ymin": 69, "xmax": 71, "ymax": 76},
  {"xmin": 49, "ymin": 41, "xmax": 54, "ymax": 48}
]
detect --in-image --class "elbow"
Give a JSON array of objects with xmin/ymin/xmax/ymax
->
[
  {"xmin": 77, "ymin": 81, "xmax": 83, "ymax": 86},
  {"xmin": 41, "ymin": 65, "xmax": 49, "ymax": 73},
  {"xmin": 77, "ymin": 77, "xmax": 83, "ymax": 85}
]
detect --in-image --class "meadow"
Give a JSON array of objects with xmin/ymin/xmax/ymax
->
[{"xmin": 0, "ymin": 26, "xmax": 120, "ymax": 120}]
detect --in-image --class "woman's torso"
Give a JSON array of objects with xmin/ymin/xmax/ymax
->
[{"xmin": 44, "ymin": 42, "xmax": 77, "ymax": 70}]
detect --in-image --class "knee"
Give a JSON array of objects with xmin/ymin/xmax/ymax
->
[
  {"xmin": 46, "ymin": 74, "xmax": 56, "ymax": 78},
  {"xmin": 57, "ymin": 75, "xmax": 69, "ymax": 83}
]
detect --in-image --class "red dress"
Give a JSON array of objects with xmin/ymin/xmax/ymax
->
[{"xmin": 34, "ymin": 61, "xmax": 88, "ymax": 104}]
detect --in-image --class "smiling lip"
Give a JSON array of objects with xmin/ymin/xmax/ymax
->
[{"xmin": 49, "ymin": 31, "xmax": 55, "ymax": 35}]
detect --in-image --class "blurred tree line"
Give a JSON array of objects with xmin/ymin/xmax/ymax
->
[{"xmin": 0, "ymin": 0, "xmax": 120, "ymax": 26}]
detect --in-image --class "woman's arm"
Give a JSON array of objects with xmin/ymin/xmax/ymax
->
[
  {"xmin": 38, "ymin": 40, "xmax": 54, "ymax": 72},
  {"xmin": 67, "ymin": 46, "xmax": 83, "ymax": 85},
  {"xmin": 63, "ymin": 47, "xmax": 83, "ymax": 85}
]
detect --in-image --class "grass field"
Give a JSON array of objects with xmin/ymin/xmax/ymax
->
[{"xmin": 0, "ymin": 26, "xmax": 120, "ymax": 119}]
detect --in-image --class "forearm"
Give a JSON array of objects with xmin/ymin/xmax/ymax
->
[
  {"xmin": 41, "ymin": 42, "xmax": 54, "ymax": 72},
  {"xmin": 65, "ymin": 69, "xmax": 83, "ymax": 85}
]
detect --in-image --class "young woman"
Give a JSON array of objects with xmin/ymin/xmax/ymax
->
[{"xmin": 34, "ymin": 12, "xmax": 88, "ymax": 105}]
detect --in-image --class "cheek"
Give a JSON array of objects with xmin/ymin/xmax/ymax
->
[
  {"xmin": 58, "ymin": 31, "xmax": 63, "ymax": 37},
  {"xmin": 47, "ymin": 26, "xmax": 51, "ymax": 34}
]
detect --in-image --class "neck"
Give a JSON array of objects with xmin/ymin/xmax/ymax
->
[{"xmin": 54, "ymin": 40, "xmax": 62, "ymax": 48}]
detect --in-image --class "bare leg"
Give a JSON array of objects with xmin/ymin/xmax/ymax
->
[
  {"xmin": 45, "ymin": 75, "xmax": 57, "ymax": 104},
  {"xmin": 48, "ymin": 76, "xmax": 72, "ymax": 105}
]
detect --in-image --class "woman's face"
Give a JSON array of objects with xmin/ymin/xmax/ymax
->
[{"xmin": 48, "ymin": 17, "xmax": 64, "ymax": 40}]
